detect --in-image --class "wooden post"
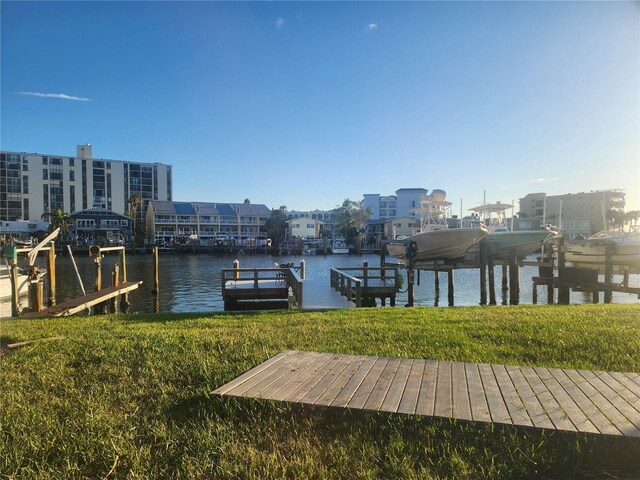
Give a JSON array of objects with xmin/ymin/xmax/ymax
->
[
  {"xmin": 9, "ymin": 261, "xmax": 19, "ymax": 317},
  {"xmin": 36, "ymin": 278, "xmax": 44, "ymax": 312},
  {"xmin": 233, "ymin": 259, "xmax": 240, "ymax": 280},
  {"xmin": 447, "ymin": 269, "xmax": 454, "ymax": 307},
  {"xmin": 47, "ymin": 241, "xmax": 56, "ymax": 306},
  {"xmin": 508, "ymin": 248, "xmax": 519, "ymax": 305},
  {"xmin": 111, "ymin": 264, "xmax": 120, "ymax": 313},
  {"xmin": 152, "ymin": 246, "xmax": 159, "ymax": 296},
  {"xmin": 479, "ymin": 240, "xmax": 487, "ymax": 306},
  {"xmin": 557, "ymin": 236, "xmax": 570, "ymax": 305},
  {"xmin": 28, "ymin": 265, "xmax": 43, "ymax": 312},
  {"xmin": 501, "ymin": 263, "xmax": 508, "ymax": 291},
  {"xmin": 120, "ymin": 249, "xmax": 130, "ymax": 312},
  {"xmin": 532, "ymin": 283, "xmax": 538, "ymax": 304},
  {"xmin": 300, "ymin": 259, "xmax": 305, "ymax": 280},
  {"xmin": 592, "ymin": 290, "xmax": 599, "ymax": 303},
  {"xmin": 604, "ymin": 242, "xmax": 614, "ymax": 304},
  {"xmin": 488, "ymin": 252, "xmax": 496, "ymax": 306},
  {"xmin": 407, "ymin": 265, "xmax": 415, "ymax": 307},
  {"xmin": 363, "ymin": 261, "xmax": 368, "ymax": 288}
]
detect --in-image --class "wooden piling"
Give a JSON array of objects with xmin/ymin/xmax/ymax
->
[
  {"xmin": 300, "ymin": 259, "xmax": 306, "ymax": 280},
  {"xmin": 111, "ymin": 264, "xmax": 120, "ymax": 313},
  {"xmin": 28, "ymin": 265, "xmax": 43, "ymax": 312},
  {"xmin": 152, "ymin": 246, "xmax": 159, "ymax": 296},
  {"xmin": 488, "ymin": 253, "xmax": 496, "ymax": 306},
  {"xmin": 479, "ymin": 240, "xmax": 487, "ymax": 305},
  {"xmin": 501, "ymin": 263, "xmax": 508, "ymax": 291},
  {"xmin": 9, "ymin": 261, "xmax": 19, "ymax": 317},
  {"xmin": 233, "ymin": 259, "xmax": 240, "ymax": 280},
  {"xmin": 47, "ymin": 240, "xmax": 56, "ymax": 306},
  {"xmin": 508, "ymin": 248, "xmax": 519, "ymax": 305},
  {"xmin": 119, "ymin": 249, "xmax": 130, "ymax": 312},
  {"xmin": 447, "ymin": 269, "xmax": 454, "ymax": 307},
  {"xmin": 407, "ymin": 264, "xmax": 415, "ymax": 307},
  {"xmin": 604, "ymin": 242, "xmax": 614, "ymax": 304},
  {"xmin": 557, "ymin": 236, "xmax": 570, "ymax": 305}
]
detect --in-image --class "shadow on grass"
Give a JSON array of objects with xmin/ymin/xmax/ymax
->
[{"xmin": 167, "ymin": 394, "xmax": 640, "ymax": 478}]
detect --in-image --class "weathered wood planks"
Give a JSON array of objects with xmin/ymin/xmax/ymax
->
[{"xmin": 212, "ymin": 351, "xmax": 640, "ymax": 439}]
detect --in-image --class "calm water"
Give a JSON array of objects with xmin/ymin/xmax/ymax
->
[{"xmin": 3, "ymin": 252, "xmax": 638, "ymax": 315}]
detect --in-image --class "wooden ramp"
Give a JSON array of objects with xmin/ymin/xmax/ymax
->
[
  {"xmin": 20, "ymin": 281, "xmax": 143, "ymax": 318},
  {"xmin": 212, "ymin": 351, "xmax": 640, "ymax": 439}
]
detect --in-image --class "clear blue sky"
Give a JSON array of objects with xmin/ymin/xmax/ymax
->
[{"xmin": 2, "ymin": 1, "xmax": 638, "ymax": 213}]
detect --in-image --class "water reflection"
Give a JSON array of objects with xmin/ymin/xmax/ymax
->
[{"xmin": 11, "ymin": 252, "xmax": 639, "ymax": 314}]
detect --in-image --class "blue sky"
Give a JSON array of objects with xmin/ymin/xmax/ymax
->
[{"xmin": 2, "ymin": 1, "xmax": 638, "ymax": 213}]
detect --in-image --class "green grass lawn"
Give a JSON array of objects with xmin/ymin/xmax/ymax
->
[{"xmin": 1, "ymin": 304, "xmax": 640, "ymax": 479}]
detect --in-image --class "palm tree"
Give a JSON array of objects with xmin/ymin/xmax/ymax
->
[
  {"xmin": 41, "ymin": 208, "xmax": 73, "ymax": 240},
  {"xmin": 128, "ymin": 193, "xmax": 142, "ymax": 237}
]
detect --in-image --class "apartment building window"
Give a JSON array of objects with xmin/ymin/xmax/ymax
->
[
  {"xmin": 51, "ymin": 158, "xmax": 62, "ymax": 165},
  {"xmin": 43, "ymin": 184, "xmax": 49, "ymax": 210},
  {"xmin": 69, "ymin": 158, "xmax": 74, "ymax": 167},
  {"xmin": 23, "ymin": 198, "xmax": 29, "ymax": 219},
  {"xmin": 42, "ymin": 157, "xmax": 48, "ymax": 165},
  {"xmin": 42, "ymin": 169, "xmax": 48, "ymax": 180},
  {"xmin": 70, "ymin": 170, "xmax": 75, "ymax": 181},
  {"xmin": 70, "ymin": 185, "xmax": 76, "ymax": 212},
  {"xmin": 22, "ymin": 162, "xmax": 28, "ymax": 171},
  {"xmin": 22, "ymin": 175, "xmax": 28, "ymax": 194}
]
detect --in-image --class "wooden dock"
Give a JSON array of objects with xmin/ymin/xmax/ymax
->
[
  {"xmin": 20, "ymin": 281, "xmax": 143, "ymax": 318},
  {"xmin": 213, "ymin": 351, "xmax": 640, "ymax": 439}
]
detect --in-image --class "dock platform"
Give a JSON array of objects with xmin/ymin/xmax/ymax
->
[
  {"xmin": 20, "ymin": 281, "xmax": 143, "ymax": 318},
  {"xmin": 213, "ymin": 351, "xmax": 640, "ymax": 439}
]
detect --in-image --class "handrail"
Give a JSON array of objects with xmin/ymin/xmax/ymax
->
[
  {"xmin": 221, "ymin": 267, "xmax": 304, "ymax": 309},
  {"xmin": 330, "ymin": 268, "xmax": 362, "ymax": 307}
]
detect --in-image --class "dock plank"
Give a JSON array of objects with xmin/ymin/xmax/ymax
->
[
  {"xmin": 397, "ymin": 359, "xmax": 426, "ymax": 415},
  {"xmin": 213, "ymin": 351, "xmax": 640, "ymax": 438},
  {"xmin": 478, "ymin": 363, "xmax": 511, "ymax": 425},
  {"xmin": 451, "ymin": 361, "xmax": 472, "ymax": 421},
  {"xmin": 213, "ymin": 351, "xmax": 295, "ymax": 395},
  {"xmin": 465, "ymin": 362, "xmax": 491, "ymax": 423},
  {"xmin": 506, "ymin": 366, "xmax": 554, "ymax": 429},
  {"xmin": 380, "ymin": 359, "xmax": 413, "ymax": 413},
  {"xmin": 330, "ymin": 356, "xmax": 378, "ymax": 408},
  {"xmin": 348, "ymin": 357, "xmax": 390, "ymax": 410},
  {"xmin": 415, "ymin": 360, "xmax": 438, "ymax": 417},
  {"xmin": 492, "ymin": 364, "xmax": 532, "ymax": 427},
  {"xmin": 520, "ymin": 367, "xmax": 576, "ymax": 432},
  {"xmin": 434, "ymin": 361, "xmax": 453, "ymax": 419},
  {"xmin": 364, "ymin": 358, "xmax": 402, "ymax": 411}
]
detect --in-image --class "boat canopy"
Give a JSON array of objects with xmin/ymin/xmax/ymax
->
[{"xmin": 468, "ymin": 203, "xmax": 514, "ymax": 214}]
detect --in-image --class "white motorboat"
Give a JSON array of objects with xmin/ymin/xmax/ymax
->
[
  {"xmin": 387, "ymin": 189, "xmax": 487, "ymax": 263},
  {"xmin": 331, "ymin": 238, "xmax": 349, "ymax": 254},
  {"xmin": 0, "ymin": 266, "xmax": 29, "ymax": 300},
  {"xmin": 465, "ymin": 202, "xmax": 556, "ymax": 261},
  {"xmin": 564, "ymin": 227, "xmax": 640, "ymax": 272}
]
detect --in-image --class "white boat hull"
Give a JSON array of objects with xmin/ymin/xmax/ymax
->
[
  {"xmin": 464, "ymin": 230, "xmax": 554, "ymax": 261},
  {"xmin": 0, "ymin": 273, "xmax": 29, "ymax": 300},
  {"xmin": 388, "ymin": 228, "xmax": 486, "ymax": 262},
  {"xmin": 565, "ymin": 242, "xmax": 640, "ymax": 271}
]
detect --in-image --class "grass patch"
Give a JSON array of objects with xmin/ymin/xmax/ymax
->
[{"xmin": 1, "ymin": 304, "xmax": 640, "ymax": 478}]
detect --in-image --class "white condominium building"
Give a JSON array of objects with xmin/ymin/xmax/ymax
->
[{"xmin": 0, "ymin": 144, "xmax": 172, "ymax": 222}]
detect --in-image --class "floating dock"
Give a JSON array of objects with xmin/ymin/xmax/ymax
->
[{"xmin": 213, "ymin": 350, "xmax": 640, "ymax": 439}]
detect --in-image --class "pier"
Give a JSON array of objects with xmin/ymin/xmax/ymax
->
[{"xmin": 221, "ymin": 261, "xmax": 400, "ymax": 311}]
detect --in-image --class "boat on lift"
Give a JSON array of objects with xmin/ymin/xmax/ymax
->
[
  {"xmin": 386, "ymin": 189, "xmax": 487, "ymax": 264},
  {"xmin": 464, "ymin": 201, "xmax": 556, "ymax": 262},
  {"xmin": 564, "ymin": 226, "xmax": 640, "ymax": 272}
]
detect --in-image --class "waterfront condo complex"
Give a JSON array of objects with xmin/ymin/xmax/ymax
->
[{"xmin": 0, "ymin": 144, "xmax": 172, "ymax": 224}]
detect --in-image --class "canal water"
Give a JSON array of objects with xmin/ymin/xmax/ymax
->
[{"xmin": 3, "ymin": 251, "xmax": 638, "ymax": 316}]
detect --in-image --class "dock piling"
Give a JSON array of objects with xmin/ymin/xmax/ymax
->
[
  {"xmin": 152, "ymin": 246, "xmax": 159, "ymax": 296},
  {"xmin": 111, "ymin": 264, "xmax": 120, "ymax": 313},
  {"xmin": 47, "ymin": 241, "xmax": 56, "ymax": 306},
  {"xmin": 447, "ymin": 269, "xmax": 454, "ymax": 306},
  {"xmin": 479, "ymin": 240, "xmax": 487, "ymax": 305}
]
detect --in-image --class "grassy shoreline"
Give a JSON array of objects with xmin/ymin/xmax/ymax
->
[{"xmin": 2, "ymin": 304, "xmax": 639, "ymax": 478}]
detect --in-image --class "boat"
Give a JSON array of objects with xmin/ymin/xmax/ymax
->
[
  {"xmin": 386, "ymin": 189, "xmax": 487, "ymax": 264},
  {"xmin": 330, "ymin": 237, "xmax": 349, "ymax": 254},
  {"xmin": 564, "ymin": 227, "xmax": 640, "ymax": 272},
  {"xmin": 464, "ymin": 202, "xmax": 556, "ymax": 261},
  {"xmin": 0, "ymin": 266, "xmax": 29, "ymax": 300}
]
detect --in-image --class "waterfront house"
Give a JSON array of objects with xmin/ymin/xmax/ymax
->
[
  {"xmin": 70, "ymin": 207, "xmax": 132, "ymax": 245},
  {"xmin": 286, "ymin": 217, "xmax": 324, "ymax": 239},
  {"xmin": 146, "ymin": 200, "xmax": 271, "ymax": 246}
]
